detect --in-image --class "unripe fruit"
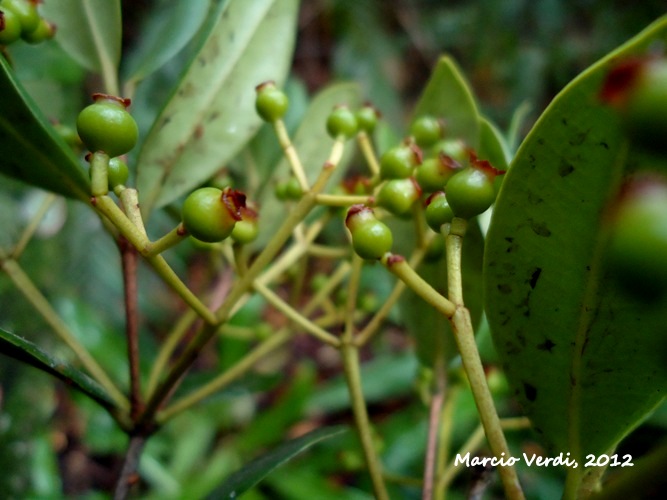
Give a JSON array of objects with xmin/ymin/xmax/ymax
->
[
  {"xmin": 601, "ymin": 57, "xmax": 667, "ymax": 156},
  {"xmin": 376, "ymin": 177, "xmax": 422, "ymax": 216},
  {"xmin": 606, "ymin": 176, "xmax": 667, "ymax": 298},
  {"xmin": 424, "ymin": 191, "xmax": 455, "ymax": 232},
  {"xmin": 76, "ymin": 94, "xmax": 139, "ymax": 157},
  {"xmin": 231, "ymin": 206, "xmax": 259, "ymax": 244},
  {"xmin": 182, "ymin": 187, "xmax": 245, "ymax": 243},
  {"xmin": 22, "ymin": 18, "xmax": 55, "ymax": 43},
  {"xmin": 2, "ymin": 0, "xmax": 39, "ymax": 34},
  {"xmin": 410, "ymin": 115, "xmax": 443, "ymax": 148},
  {"xmin": 345, "ymin": 205, "xmax": 393, "ymax": 260},
  {"xmin": 415, "ymin": 153, "xmax": 463, "ymax": 192},
  {"xmin": 356, "ymin": 104, "xmax": 380, "ymax": 133},
  {"xmin": 275, "ymin": 177, "xmax": 302, "ymax": 201},
  {"xmin": 379, "ymin": 142, "xmax": 422, "ymax": 180},
  {"xmin": 0, "ymin": 8, "xmax": 22, "ymax": 44},
  {"xmin": 431, "ymin": 138, "xmax": 468, "ymax": 164},
  {"xmin": 326, "ymin": 105, "xmax": 358, "ymax": 139},
  {"xmin": 255, "ymin": 81, "xmax": 289, "ymax": 123},
  {"xmin": 107, "ymin": 157, "xmax": 129, "ymax": 189},
  {"xmin": 445, "ymin": 154, "xmax": 502, "ymax": 219}
]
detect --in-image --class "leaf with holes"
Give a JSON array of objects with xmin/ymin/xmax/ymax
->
[
  {"xmin": 136, "ymin": 0, "xmax": 299, "ymax": 217},
  {"xmin": 484, "ymin": 15, "xmax": 667, "ymax": 495}
]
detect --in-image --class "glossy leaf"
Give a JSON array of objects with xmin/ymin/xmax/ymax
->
[
  {"xmin": 209, "ymin": 426, "xmax": 347, "ymax": 499},
  {"xmin": 121, "ymin": 0, "xmax": 212, "ymax": 84},
  {"xmin": 0, "ymin": 57, "xmax": 89, "ymax": 200},
  {"xmin": 41, "ymin": 0, "xmax": 121, "ymax": 76},
  {"xmin": 411, "ymin": 56, "xmax": 480, "ymax": 148},
  {"xmin": 485, "ymin": 15, "xmax": 667, "ymax": 474},
  {"xmin": 251, "ymin": 82, "xmax": 361, "ymax": 248},
  {"xmin": 136, "ymin": 0, "xmax": 300, "ymax": 216},
  {"xmin": 0, "ymin": 328, "xmax": 115, "ymax": 411}
]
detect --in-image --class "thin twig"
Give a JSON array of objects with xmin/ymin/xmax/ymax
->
[
  {"xmin": 114, "ymin": 434, "xmax": 146, "ymax": 500},
  {"xmin": 119, "ymin": 237, "xmax": 143, "ymax": 419}
]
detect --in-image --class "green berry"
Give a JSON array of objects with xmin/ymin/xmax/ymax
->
[
  {"xmin": 376, "ymin": 177, "xmax": 422, "ymax": 216},
  {"xmin": 0, "ymin": 8, "xmax": 22, "ymax": 44},
  {"xmin": 431, "ymin": 138, "xmax": 468, "ymax": 164},
  {"xmin": 107, "ymin": 157, "xmax": 129, "ymax": 189},
  {"xmin": 22, "ymin": 17, "xmax": 55, "ymax": 44},
  {"xmin": 606, "ymin": 177, "xmax": 667, "ymax": 298},
  {"xmin": 231, "ymin": 206, "xmax": 259, "ymax": 244},
  {"xmin": 76, "ymin": 94, "xmax": 138, "ymax": 157},
  {"xmin": 410, "ymin": 115, "xmax": 443, "ymax": 148},
  {"xmin": 424, "ymin": 191, "xmax": 455, "ymax": 231},
  {"xmin": 379, "ymin": 143, "xmax": 422, "ymax": 180},
  {"xmin": 356, "ymin": 104, "xmax": 379, "ymax": 133},
  {"xmin": 445, "ymin": 167, "xmax": 496, "ymax": 219},
  {"xmin": 2, "ymin": 0, "xmax": 38, "ymax": 35},
  {"xmin": 182, "ymin": 187, "xmax": 245, "ymax": 243},
  {"xmin": 444, "ymin": 154, "xmax": 503, "ymax": 219},
  {"xmin": 275, "ymin": 177, "xmax": 302, "ymax": 201},
  {"xmin": 345, "ymin": 205, "xmax": 393, "ymax": 260},
  {"xmin": 415, "ymin": 153, "xmax": 462, "ymax": 192},
  {"xmin": 255, "ymin": 81, "xmax": 289, "ymax": 123},
  {"xmin": 326, "ymin": 105, "xmax": 358, "ymax": 139}
]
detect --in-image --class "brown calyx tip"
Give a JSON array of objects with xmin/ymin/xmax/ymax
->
[
  {"xmin": 386, "ymin": 254, "xmax": 405, "ymax": 266},
  {"xmin": 438, "ymin": 151, "xmax": 463, "ymax": 171},
  {"xmin": 362, "ymin": 101, "xmax": 382, "ymax": 119},
  {"xmin": 469, "ymin": 152, "xmax": 504, "ymax": 178},
  {"xmin": 255, "ymin": 80, "xmax": 276, "ymax": 92},
  {"xmin": 92, "ymin": 93, "xmax": 132, "ymax": 109},
  {"xmin": 424, "ymin": 190, "xmax": 446, "ymax": 207},
  {"xmin": 345, "ymin": 204, "xmax": 372, "ymax": 226},
  {"xmin": 177, "ymin": 223, "xmax": 187, "ymax": 236},
  {"xmin": 599, "ymin": 57, "xmax": 645, "ymax": 105},
  {"xmin": 222, "ymin": 187, "xmax": 247, "ymax": 221}
]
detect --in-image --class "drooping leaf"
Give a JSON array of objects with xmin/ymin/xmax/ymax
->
[
  {"xmin": 0, "ymin": 57, "xmax": 89, "ymax": 200},
  {"xmin": 41, "ymin": 0, "xmax": 121, "ymax": 77},
  {"xmin": 208, "ymin": 426, "xmax": 348, "ymax": 499},
  {"xmin": 136, "ymin": 0, "xmax": 300, "ymax": 217},
  {"xmin": 485, "ymin": 14, "xmax": 667, "ymax": 480},
  {"xmin": 250, "ymin": 82, "xmax": 361, "ymax": 249},
  {"xmin": 0, "ymin": 328, "xmax": 115, "ymax": 410},
  {"xmin": 121, "ymin": 0, "xmax": 212, "ymax": 84},
  {"xmin": 411, "ymin": 55, "xmax": 480, "ymax": 149}
]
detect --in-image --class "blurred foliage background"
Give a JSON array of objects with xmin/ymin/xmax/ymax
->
[{"xmin": 0, "ymin": 1, "xmax": 665, "ymax": 498}]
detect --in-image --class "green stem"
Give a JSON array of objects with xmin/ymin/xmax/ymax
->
[
  {"xmin": 1, "ymin": 258, "xmax": 128, "ymax": 410},
  {"xmin": 253, "ymin": 281, "xmax": 340, "ymax": 347},
  {"xmin": 315, "ymin": 193, "xmax": 372, "ymax": 207},
  {"xmin": 90, "ymin": 151, "xmax": 110, "ymax": 197},
  {"xmin": 157, "ymin": 329, "xmax": 292, "ymax": 423},
  {"xmin": 340, "ymin": 342, "xmax": 390, "ymax": 500},
  {"xmin": 446, "ymin": 219, "xmax": 524, "ymax": 500},
  {"xmin": 434, "ymin": 386, "xmax": 460, "ymax": 500},
  {"xmin": 93, "ymin": 196, "xmax": 217, "ymax": 325},
  {"xmin": 343, "ymin": 256, "xmax": 363, "ymax": 343},
  {"xmin": 146, "ymin": 223, "xmax": 188, "ymax": 256},
  {"xmin": 11, "ymin": 193, "xmax": 57, "ymax": 260},
  {"xmin": 274, "ymin": 119, "xmax": 309, "ymax": 191},
  {"xmin": 381, "ymin": 254, "xmax": 456, "ymax": 318},
  {"xmin": 140, "ymin": 141, "xmax": 346, "ymax": 426},
  {"xmin": 357, "ymin": 131, "xmax": 380, "ymax": 176}
]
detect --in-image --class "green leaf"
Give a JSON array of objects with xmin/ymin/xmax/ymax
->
[
  {"xmin": 478, "ymin": 116, "xmax": 511, "ymax": 171},
  {"xmin": 136, "ymin": 0, "xmax": 300, "ymax": 217},
  {"xmin": 209, "ymin": 426, "xmax": 348, "ymax": 499},
  {"xmin": 0, "ymin": 328, "xmax": 115, "ymax": 410},
  {"xmin": 121, "ymin": 0, "xmax": 212, "ymax": 84},
  {"xmin": 250, "ymin": 82, "xmax": 361, "ymax": 249},
  {"xmin": 0, "ymin": 57, "xmax": 90, "ymax": 200},
  {"xmin": 41, "ymin": 0, "xmax": 121, "ymax": 76},
  {"xmin": 485, "ymin": 15, "xmax": 667, "ymax": 472},
  {"xmin": 411, "ymin": 56, "xmax": 480, "ymax": 148}
]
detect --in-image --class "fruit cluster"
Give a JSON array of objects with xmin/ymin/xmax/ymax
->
[
  {"xmin": 601, "ymin": 55, "xmax": 667, "ymax": 297},
  {"xmin": 0, "ymin": 0, "xmax": 54, "ymax": 46}
]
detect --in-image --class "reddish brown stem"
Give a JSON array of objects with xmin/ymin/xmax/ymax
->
[{"xmin": 120, "ymin": 237, "xmax": 143, "ymax": 419}]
